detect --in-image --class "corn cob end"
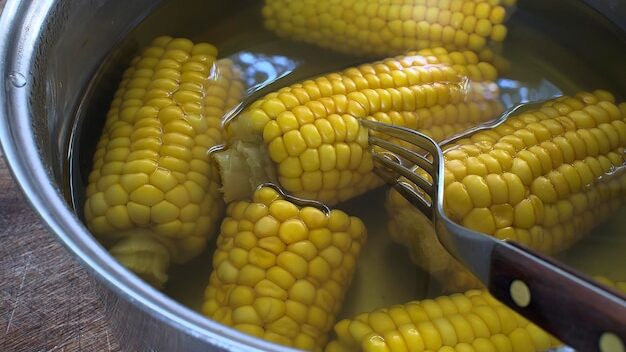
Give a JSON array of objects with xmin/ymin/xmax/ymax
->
[
  {"xmin": 213, "ymin": 140, "xmax": 278, "ymax": 203},
  {"xmin": 109, "ymin": 233, "xmax": 170, "ymax": 288}
]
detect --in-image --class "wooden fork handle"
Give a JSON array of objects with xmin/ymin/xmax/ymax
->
[{"xmin": 489, "ymin": 240, "xmax": 626, "ymax": 352}]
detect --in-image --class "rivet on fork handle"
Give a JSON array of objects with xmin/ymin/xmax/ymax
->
[{"xmin": 490, "ymin": 240, "xmax": 626, "ymax": 352}]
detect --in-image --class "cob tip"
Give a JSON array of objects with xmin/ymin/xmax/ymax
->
[{"xmin": 109, "ymin": 233, "xmax": 171, "ymax": 288}]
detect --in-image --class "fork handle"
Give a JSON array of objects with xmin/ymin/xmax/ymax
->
[{"xmin": 489, "ymin": 240, "xmax": 626, "ymax": 352}]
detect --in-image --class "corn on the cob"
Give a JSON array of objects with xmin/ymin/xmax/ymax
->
[
  {"xmin": 263, "ymin": 0, "xmax": 516, "ymax": 58},
  {"xmin": 328, "ymin": 278, "xmax": 625, "ymax": 351},
  {"xmin": 216, "ymin": 48, "xmax": 501, "ymax": 205},
  {"xmin": 386, "ymin": 90, "xmax": 626, "ymax": 291},
  {"xmin": 326, "ymin": 289, "xmax": 560, "ymax": 352},
  {"xmin": 387, "ymin": 190, "xmax": 485, "ymax": 291},
  {"xmin": 84, "ymin": 36, "xmax": 245, "ymax": 287},
  {"xmin": 202, "ymin": 186, "xmax": 367, "ymax": 351}
]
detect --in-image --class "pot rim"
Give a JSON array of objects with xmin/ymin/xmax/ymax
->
[
  {"xmin": 4, "ymin": 1, "xmax": 626, "ymax": 351},
  {"xmin": 0, "ymin": 1, "xmax": 298, "ymax": 351}
]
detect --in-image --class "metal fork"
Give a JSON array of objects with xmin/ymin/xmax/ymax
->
[{"xmin": 361, "ymin": 118, "xmax": 626, "ymax": 352}]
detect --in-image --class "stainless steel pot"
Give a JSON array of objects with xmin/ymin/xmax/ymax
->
[{"xmin": 0, "ymin": 1, "xmax": 625, "ymax": 351}]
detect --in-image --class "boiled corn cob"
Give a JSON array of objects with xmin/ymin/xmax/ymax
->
[
  {"xmin": 326, "ymin": 289, "xmax": 560, "ymax": 352},
  {"xmin": 202, "ymin": 186, "xmax": 367, "ymax": 351},
  {"xmin": 386, "ymin": 201, "xmax": 485, "ymax": 291},
  {"xmin": 386, "ymin": 90, "xmax": 626, "ymax": 291},
  {"xmin": 263, "ymin": 0, "xmax": 516, "ymax": 58},
  {"xmin": 216, "ymin": 48, "xmax": 501, "ymax": 205},
  {"xmin": 84, "ymin": 36, "xmax": 245, "ymax": 287}
]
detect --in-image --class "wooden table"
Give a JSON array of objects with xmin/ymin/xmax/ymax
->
[
  {"xmin": 0, "ymin": 159, "xmax": 123, "ymax": 352},
  {"xmin": 0, "ymin": 2, "xmax": 120, "ymax": 350}
]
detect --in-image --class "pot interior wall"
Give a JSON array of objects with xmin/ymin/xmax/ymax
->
[
  {"xmin": 21, "ymin": 0, "xmax": 624, "ymax": 348},
  {"xmin": 64, "ymin": 0, "xmax": 626, "ymax": 309}
]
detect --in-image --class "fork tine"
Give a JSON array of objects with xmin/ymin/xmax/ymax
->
[
  {"xmin": 361, "ymin": 119, "xmax": 439, "ymax": 154},
  {"xmin": 369, "ymin": 136, "xmax": 434, "ymax": 176},
  {"xmin": 373, "ymin": 167, "xmax": 433, "ymax": 218},
  {"xmin": 396, "ymin": 181, "xmax": 433, "ymax": 219},
  {"xmin": 371, "ymin": 152, "xmax": 434, "ymax": 196},
  {"xmin": 362, "ymin": 118, "xmax": 439, "ymax": 219}
]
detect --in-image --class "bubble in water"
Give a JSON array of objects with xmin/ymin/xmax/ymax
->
[{"xmin": 8, "ymin": 72, "xmax": 26, "ymax": 87}]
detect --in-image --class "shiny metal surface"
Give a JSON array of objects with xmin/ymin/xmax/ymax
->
[
  {"xmin": 365, "ymin": 118, "xmax": 626, "ymax": 350},
  {"xmin": 0, "ymin": 0, "xmax": 625, "ymax": 351},
  {"xmin": 363, "ymin": 118, "xmax": 495, "ymax": 282},
  {"xmin": 0, "ymin": 1, "xmax": 296, "ymax": 351},
  {"xmin": 581, "ymin": 0, "xmax": 626, "ymax": 32}
]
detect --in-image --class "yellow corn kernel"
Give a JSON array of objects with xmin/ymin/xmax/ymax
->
[
  {"xmin": 84, "ymin": 36, "xmax": 244, "ymax": 287},
  {"xmin": 327, "ymin": 289, "xmax": 559, "ymax": 352},
  {"xmin": 263, "ymin": 0, "xmax": 514, "ymax": 57},
  {"xmin": 386, "ymin": 91, "xmax": 626, "ymax": 292},
  {"xmin": 203, "ymin": 187, "xmax": 366, "ymax": 350},
  {"xmin": 217, "ymin": 48, "xmax": 502, "ymax": 205}
]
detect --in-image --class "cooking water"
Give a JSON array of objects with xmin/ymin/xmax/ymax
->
[{"xmin": 70, "ymin": 0, "xmax": 626, "ymax": 332}]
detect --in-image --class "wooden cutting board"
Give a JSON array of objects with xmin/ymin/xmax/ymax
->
[
  {"xmin": 0, "ymin": 2, "xmax": 120, "ymax": 351},
  {"xmin": 0, "ymin": 156, "xmax": 123, "ymax": 352}
]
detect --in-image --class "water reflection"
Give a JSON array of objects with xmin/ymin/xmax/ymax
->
[
  {"xmin": 230, "ymin": 51, "xmax": 299, "ymax": 93},
  {"xmin": 498, "ymin": 78, "xmax": 562, "ymax": 108}
]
